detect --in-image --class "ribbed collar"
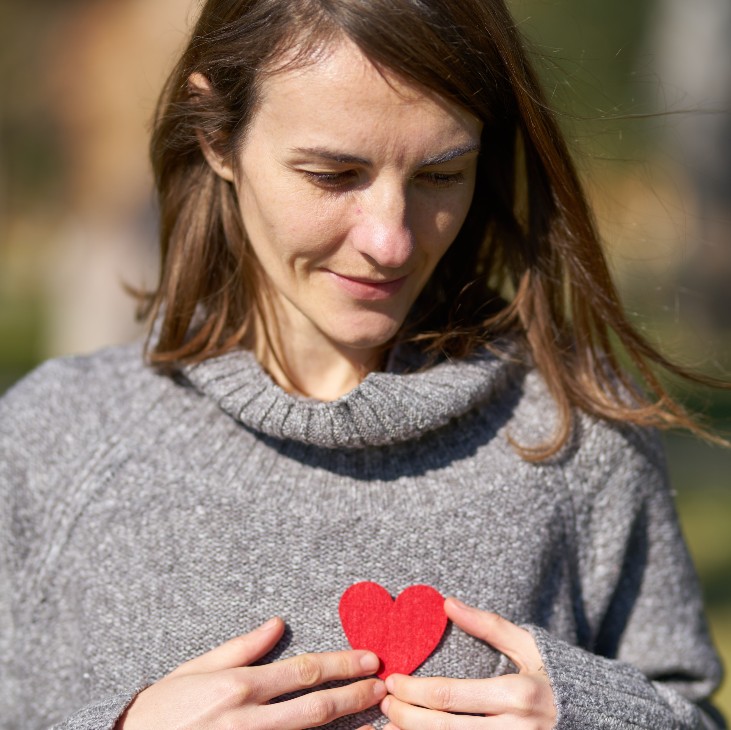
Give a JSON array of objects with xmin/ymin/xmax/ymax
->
[{"xmin": 183, "ymin": 344, "xmax": 521, "ymax": 449}]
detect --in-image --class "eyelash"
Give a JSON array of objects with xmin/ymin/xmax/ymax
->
[
  {"xmin": 420, "ymin": 171, "xmax": 465, "ymax": 188},
  {"xmin": 302, "ymin": 170, "xmax": 358, "ymax": 188},
  {"xmin": 301, "ymin": 170, "xmax": 465, "ymax": 191}
]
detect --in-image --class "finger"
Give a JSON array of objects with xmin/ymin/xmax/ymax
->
[
  {"xmin": 387, "ymin": 672, "xmax": 533, "ymax": 715},
  {"xmin": 169, "ymin": 617, "xmax": 285, "ymax": 677},
  {"xmin": 444, "ymin": 598, "xmax": 542, "ymax": 672},
  {"xmin": 381, "ymin": 694, "xmax": 487, "ymax": 730},
  {"xmin": 255, "ymin": 678, "xmax": 386, "ymax": 729},
  {"xmin": 388, "ymin": 671, "xmax": 552, "ymax": 716},
  {"xmin": 240, "ymin": 649, "xmax": 381, "ymax": 701}
]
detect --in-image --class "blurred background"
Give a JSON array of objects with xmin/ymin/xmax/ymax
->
[{"xmin": 1, "ymin": 0, "xmax": 730, "ymax": 718}]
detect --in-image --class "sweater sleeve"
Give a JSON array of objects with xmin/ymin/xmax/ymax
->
[
  {"xmin": 47, "ymin": 691, "xmax": 145, "ymax": 730},
  {"xmin": 534, "ymin": 423, "xmax": 727, "ymax": 729},
  {"xmin": 529, "ymin": 625, "xmax": 725, "ymax": 729},
  {"xmin": 0, "ymin": 356, "xmax": 145, "ymax": 730}
]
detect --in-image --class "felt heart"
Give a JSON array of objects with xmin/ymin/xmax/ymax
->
[{"xmin": 339, "ymin": 581, "xmax": 448, "ymax": 679}]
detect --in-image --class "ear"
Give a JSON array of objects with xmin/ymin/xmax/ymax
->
[{"xmin": 188, "ymin": 72, "xmax": 235, "ymax": 182}]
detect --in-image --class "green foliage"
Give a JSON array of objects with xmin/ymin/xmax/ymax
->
[
  {"xmin": 508, "ymin": 0, "xmax": 660, "ymax": 160},
  {"xmin": 0, "ymin": 291, "xmax": 45, "ymax": 394},
  {"xmin": 673, "ymin": 460, "xmax": 731, "ymax": 716}
]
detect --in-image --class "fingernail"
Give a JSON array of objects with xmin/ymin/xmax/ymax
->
[
  {"xmin": 360, "ymin": 652, "xmax": 380, "ymax": 672},
  {"xmin": 257, "ymin": 617, "xmax": 280, "ymax": 632},
  {"xmin": 373, "ymin": 680, "xmax": 386, "ymax": 698}
]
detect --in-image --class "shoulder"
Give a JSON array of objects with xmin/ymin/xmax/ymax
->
[
  {"xmin": 0, "ymin": 343, "xmax": 188, "ymax": 494},
  {"xmin": 0, "ymin": 342, "xmax": 168, "ymax": 442},
  {"xmin": 0, "ymin": 346, "xmax": 138, "ymax": 562},
  {"xmin": 2, "ymin": 340, "xmax": 150, "ymax": 404},
  {"xmin": 0, "ymin": 344, "xmax": 199, "ymax": 565},
  {"xmin": 2, "ymin": 341, "xmax": 144, "ymax": 400},
  {"xmin": 507, "ymin": 367, "xmax": 668, "ymax": 502}
]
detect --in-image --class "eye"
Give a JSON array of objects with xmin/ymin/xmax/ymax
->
[
  {"xmin": 417, "ymin": 171, "xmax": 465, "ymax": 188},
  {"xmin": 301, "ymin": 169, "xmax": 359, "ymax": 190}
]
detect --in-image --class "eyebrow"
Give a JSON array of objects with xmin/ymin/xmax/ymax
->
[
  {"xmin": 289, "ymin": 148, "xmax": 370, "ymax": 166},
  {"xmin": 288, "ymin": 142, "xmax": 481, "ymax": 168},
  {"xmin": 419, "ymin": 143, "xmax": 481, "ymax": 166}
]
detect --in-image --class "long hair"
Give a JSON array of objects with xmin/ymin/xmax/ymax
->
[{"xmin": 144, "ymin": 0, "xmax": 727, "ymax": 458}]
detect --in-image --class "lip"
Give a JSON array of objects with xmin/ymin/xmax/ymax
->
[{"xmin": 326, "ymin": 271, "xmax": 408, "ymax": 300}]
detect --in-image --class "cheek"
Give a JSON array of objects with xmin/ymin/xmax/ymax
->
[
  {"xmin": 238, "ymin": 179, "xmax": 346, "ymax": 268},
  {"xmin": 418, "ymin": 188, "xmax": 476, "ymax": 255},
  {"xmin": 268, "ymin": 218, "xmax": 351, "ymax": 279},
  {"xmin": 432, "ymin": 207, "xmax": 466, "ymax": 244}
]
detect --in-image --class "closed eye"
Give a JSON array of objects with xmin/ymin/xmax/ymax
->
[
  {"xmin": 300, "ymin": 168, "xmax": 466, "ymax": 191},
  {"xmin": 301, "ymin": 169, "xmax": 360, "ymax": 190},
  {"xmin": 417, "ymin": 171, "xmax": 465, "ymax": 188}
]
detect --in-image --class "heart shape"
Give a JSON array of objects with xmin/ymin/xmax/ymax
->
[{"xmin": 339, "ymin": 581, "xmax": 448, "ymax": 679}]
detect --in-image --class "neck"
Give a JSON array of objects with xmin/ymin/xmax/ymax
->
[{"xmin": 251, "ymin": 311, "xmax": 384, "ymax": 402}]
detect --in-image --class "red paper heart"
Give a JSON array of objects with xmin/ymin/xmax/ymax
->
[{"xmin": 339, "ymin": 581, "xmax": 448, "ymax": 679}]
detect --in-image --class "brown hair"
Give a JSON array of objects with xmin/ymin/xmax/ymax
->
[{"xmin": 144, "ymin": 0, "xmax": 727, "ymax": 458}]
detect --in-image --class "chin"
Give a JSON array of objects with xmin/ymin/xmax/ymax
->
[
  {"xmin": 326, "ymin": 314, "xmax": 404, "ymax": 352},
  {"xmin": 333, "ymin": 331, "xmax": 400, "ymax": 351}
]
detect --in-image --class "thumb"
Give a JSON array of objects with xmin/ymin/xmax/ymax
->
[
  {"xmin": 169, "ymin": 617, "xmax": 285, "ymax": 677},
  {"xmin": 444, "ymin": 598, "xmax": 542, "ymax": 672}
]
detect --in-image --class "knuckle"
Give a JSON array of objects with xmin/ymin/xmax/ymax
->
[
  {"xmin": 429, "ymin": 682, "xmax": 455, "ymax": 711},
  {"xmin": 291, "ymin": 655, "xmax": 323, "ymax": 688},
  {"xmin": 220, "ymin": 672, "xmax": 255, "ymax": 704},
  {"xmin": 477, "ymin": 612, "xmax": 503, "ymax": 641},
  {"xmin": 337, "ymin": 652, "xmax": 355, "ymax": 677},
  {"xmin": 302, "ymin": 694, "xmax": 335, "ymax": 725},
  {"xmin": 484, "ymin": 612, "xmax": 504, "ymax": 630},
  {"xmin": 234, "ymin": 680, "xmax": 256, "ymax": 705},
  {"xmin": 357, "ymin": 681, "xmax": 375, "ymax": 706},
  {"xmin": 514, "ymin": 678, "xmax": 541, "ymax": 714}
]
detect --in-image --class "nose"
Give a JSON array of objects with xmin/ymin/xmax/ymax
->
[{"xmin": 350, "ymin": 182, "xmax": 415, "ymax": 270}]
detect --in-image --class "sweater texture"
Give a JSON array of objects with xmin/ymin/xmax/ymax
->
[{"xmin": 0, "ymin": 342, "xmax": 726, "ymax": 729}]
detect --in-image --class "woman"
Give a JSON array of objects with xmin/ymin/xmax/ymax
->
[{"xmin": 0, "ymin": 0, "xmax": 726, "ymax": 728}]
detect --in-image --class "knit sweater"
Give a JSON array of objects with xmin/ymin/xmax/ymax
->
[{"xmin": 0, "ymin": 342, "xmax": 725, "ymax": 730}]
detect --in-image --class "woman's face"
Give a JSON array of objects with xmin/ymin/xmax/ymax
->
[{"xmin": 218, "ymin": 40, "xmax": 482, "ymax": 360}]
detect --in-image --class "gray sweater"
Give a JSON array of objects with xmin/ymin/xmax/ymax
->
[{"xmin": 0, "ymin": 342, "xmax": 725, "ymax": 729}]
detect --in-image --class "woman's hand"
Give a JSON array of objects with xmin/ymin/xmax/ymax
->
[
  {"xmin": 117, "ymin": 617, "xmax": 385, "ymax": 730},
  {"xmin": 380, "ymin": 598, "xmax": 556, "ymax": 729}
]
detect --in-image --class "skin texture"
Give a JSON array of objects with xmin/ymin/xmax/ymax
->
[
  {"xmin": 117, "ymin": 617, "xmax": 385, "ymax": 730},
  {"xmin": 198, "ymin": 38, "xmax": 482, "ymax": 400},
  {"xmin": 380, "ymin": 598, "xmax": 556, "ymax": 729}
]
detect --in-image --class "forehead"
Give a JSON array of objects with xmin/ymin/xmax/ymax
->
[{"xmin": 248, "ymin": 39, "xmax": 482, "ymax": 156}]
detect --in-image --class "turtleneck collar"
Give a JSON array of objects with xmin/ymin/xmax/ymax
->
[{"xmin": 183, "ymin": 343, "xmax": 523, "ymax": 449}]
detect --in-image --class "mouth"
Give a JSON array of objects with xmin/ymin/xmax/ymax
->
[{"xmin": 326, "ymin": 271, "xmax": 408, "ymax": 300}]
